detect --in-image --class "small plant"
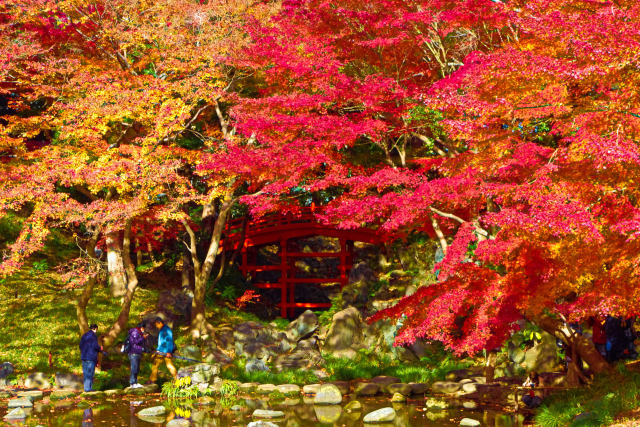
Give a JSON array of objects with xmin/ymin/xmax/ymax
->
[
  {"xmin": 162, "ymin": 376, "xmax": 200, "ymax": 400},
  {"xmin": 30, "ymin": 260, "xmax": 49, "ymax": 274}
]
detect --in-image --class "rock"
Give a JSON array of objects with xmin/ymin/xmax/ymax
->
[
  {"xmin": 273, "ymin": 337, "xmax": 324, "ymax": 372},
  {"xmin": 363, "ymin": 407, "xmax": 396, "ymax": 424},
  {"xmin": 391, "ymin": 392, "xmax": 406, "ymax": 403},
  {"xmin": 508, "ymin": 347, "xmax": 526, "ymax": 364},
  {"xmin": 3, "ymin": 408, "xmax": 27, "ymax": 420},
  {"xmin": 197, "ymin": 396, "xmax": 216, "ymax": 406},
  {"xmin": 257, "ymin": 384, "xmax": 276, "ymax": 395},
  {"xmin": 203, "ymin": 347, "xmax": 233, "ymax": 365},
  {"xmin": 24, "ymin": 372, "xmax": 51, "ymax": 389},
  {"xmin": 431, "ymin": 381, "xmax": 461, "ymax": 394},
  {"xmin": 425, "ymin": 397, "xmax": 449, "ymax": 410},
  {"xmin": 8, "ymin": 398, "xmax": 33, "ymax": 408},
  {"xmin": 240, "ymin": 382, "xmax": 260, "ymax": 394},
  {"xmin": 167, "ymin": 420, "xmax": 191, "ymax": 427},
  {"xmin": 247, "ymin": 422, "xmax": 279, "ymax": 427},
  {"xmin": 276, "ymin": 384, "xmax": 300, "ymax": 397},
  {"xmin": 246, "ymin": 358, "xmax": 270, "ymax": 373},
  {"xmin": 103, "ymin": 389, "xmax": 122, "ymax": 397},
  {"xmin": 461, "ymin": 383, "xmax": 478, "ymax": 393},
  {"xmin": 124, "ymin": 386, "xmax": 146, "ymax": 395},
  {"xmin": 313, "ymin": 384, "xmax": 342, "ymax": 405},
  {"xmin": 230, "ymin": 405, "xmax": 243, "ymax": 411},
  {"xmin": 137, "ymin": 405, "xmax": 167, "ymax": 417},
  {"xmin": 322, "ymin": 307, "xmax": 366, "ymax": 358},
  {"xmin": 0, "ymin": 391, "xmax": 12, "ymax": 399},
  {"xmin": 354, "ymin": 382, "xmax": 379, "ymax": 396},
  {"xmin": 460, "ymin": 418, "xmax": 481, "ymax": 426},
  {"xmin": 181, "ymin": 345, "xmax": 202, "ymax": 361},
  {"xmin": 344, "ymin": 400, "xmax": 362, "ymax": 412},
  {"xmin": 252, "ymin": 409, "xmax": 285, "ymax": 419},
  {"xmin": 81, "ymin": 391, "xmax": 104, "ymax": 399},
  {"xmin": 17, "ymin": 390, "xmax": 43, "ymax": 401},
  {"xmin": 523, "ymin": 332, "xmax": 562, "ymax": 372},
  {"xmin": 54, "ymin": 372, "xmax": 83, "ymax": 391},
  {"xmin": 77, "ymin": 400, "xmax": 92, "ymax": 409},
  {"xmin": 371, "ymin": 376, "xmax": 401, "ymax": 388},
  {"xmin": 445, "ymin": 369, "xmax": 473, "ymax": 382},
  {"xmin": 386, "ymin": 383, "xmax": 412, "ymax": 396},
  {"xmin": 286, "ymin": 310, "xmax": 319, "ymax": 342},
  {"xmin": 303, "ymin": 384, "xmax": 321, "ymax": 396},
  {"xmin": 314, "ymin": 405, "xmax": 342, "ymax": 423},
  {"xmin": 177, "ymin": 363, "xmax": 220, "ymax": 384},
  {"xmin": 463, "ymin": 401, "xmax": 478, "ymax": 409},
  {"xmin": 143, "ymin": 383, "xmax": 159, "ymax": 393},
  {"xmin": 327, "ymin": 381, "xmax": 349, "ymax": 395},
  {"xmin": 409, "ymin": 382, "xmax": 429, "ymax": 395},
  {"xmin": 0, "ymin": 362, "xmax": 14, "ymax": 379}
]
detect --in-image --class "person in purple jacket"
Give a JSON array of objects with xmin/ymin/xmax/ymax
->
[{"xmin": 126, "ymin": 322, "xmax": 148, "ymax": 388}]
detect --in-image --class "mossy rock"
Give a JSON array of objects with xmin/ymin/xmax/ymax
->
[
  {"xmin": 77, "ymin": 400, "xmax": 93, "ymax": 409},
  {"xmin": 103, "ymin": 389, "xmax": 123, "ymax": 397},
  {"xmin": 344, "ymin": 400, "xmax": 362, "ymax": 413},
  {"xmin": 268, "ymin": 390, "xmax": 286, "ymax": 402},
  {"xmin": 50, "ymin": 390, "xmax": 76, "ymax": 400},
  {"xmin": 81, "ymin": 391, "xmax": 104, "ymax": 399}
]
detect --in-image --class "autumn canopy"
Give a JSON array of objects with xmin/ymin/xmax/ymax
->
[{"xmin": 2, "ymin": 0, "xmax": 640, "ymax": 368}]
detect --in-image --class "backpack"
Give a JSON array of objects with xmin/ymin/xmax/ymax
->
[{"xmin": 120, "ymin": 336, "xmax": 131, "ymax": 353}]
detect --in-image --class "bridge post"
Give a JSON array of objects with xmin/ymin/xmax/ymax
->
[
  {"xmin": 280, "ymin": 238, "xmax": 288, "ymax": 318},
  {"xmin": 339, "ymin": 238, "xmax": 348, "ymax": 289}
]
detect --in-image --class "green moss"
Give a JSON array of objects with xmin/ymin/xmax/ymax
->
[{"xmin": 219, "ymin": 359, "xmax": 320, "ymax": 385}]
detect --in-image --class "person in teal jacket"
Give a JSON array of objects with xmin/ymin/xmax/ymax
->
[{"xmin": 149, "ymin": 317, "xmax": 177, "ymax": 383}]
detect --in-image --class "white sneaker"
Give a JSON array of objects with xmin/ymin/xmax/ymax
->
[{"xmin": 130, "ymin": 383, "xmax": 144, "ymax": 389}]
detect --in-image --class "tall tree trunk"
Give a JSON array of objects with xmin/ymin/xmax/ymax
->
[
  {"xmin": 102, "ymin": 221, "xmax": 139, "ymax": 347},
  {"xmin": 181, "ymin": 252, "xmax": 191, "ymax": 291},
  {"xmin": 106, "ymin": 231, "xmax": 127, "ymax": 298},
  {"xmin": 182, "ymin": 193, "xmax": 235, "ymax": 339},
  {"xmin": 536, "ymin": 315, "xmax": 612, "ymax": 378},
  {"xmin": 77, "ymin": 276, "xmax": 96, "ymax": 336}
]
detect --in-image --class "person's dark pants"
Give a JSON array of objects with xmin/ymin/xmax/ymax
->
[
  {"xmin": 595, "ymin": 343, "xmax": 607, "ymax": 358},
  {"xmin": 82, "ymin": 359, "xmax": 97, "ymax": 392},
  {"xmin": 128, "ymin": 353, "xmax": 141, "ymax": 385},
  {"xmin": 523, "ymin": 395, "xmax": 542, "ymax": 408}
]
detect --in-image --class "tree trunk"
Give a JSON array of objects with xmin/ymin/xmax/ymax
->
[
  {"xmin": 102, "ymin": 221, "xmax": 139, "ymax": 347},
  {"xmin": 181, "ymin": 252, "xmax": 191, "ymax": 291},
  {"xmin": 182, "ymin": 193, "xmax": 235, "ymax": 339},
  {"xmin": 537, "ymin": 315, "xmax": 612, "ymax": 377},
  {"xmin": 77, "ymin": 276, "xmax": 96, "ymax": 336},
  {"xmin": 106, "ymin": 231, "xmax": 127, "ymax": 298},
  {"xmin": 485, "ymin": 350, "xmax": 497, "ymax": 383}
]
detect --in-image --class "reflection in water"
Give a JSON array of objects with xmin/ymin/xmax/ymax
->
[{"xmin": 1, "ymin": 395, "xmax": 528, "ymax": 426}]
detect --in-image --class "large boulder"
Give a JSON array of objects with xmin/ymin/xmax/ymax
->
[
  {"xmin": 246, "ymin": 358, "xmax": 270, "ymax": 373},
  {"xmin": 273, "ymin": 337, "xmax": 324, "ymax": 372},
  {"xmin": 55, "ymin": 373, "xmax": 83, "ymax": 391},
  {"xmin": 313, "ymin": 384, "xmax": 342, "ymax": 405},
  {"xmin": 354, "ymin": 382, "xmax": 380, "ymax": 397},
  {"xmin": 0, "ymin": 362, "xmax": 14, "ymax": 387},
  {"xmin": 24, "ymin": 372, "xmax": 51, "ymax": 389},
  {"xmin": 177, "ymin": 363, "xmax": 219, "ymax": 385},
  {"xmin": 286, "ymin": 310, "xmax": 319, "ymax": 342},
  {"xmin": 322, "ymin": 307, "xmax": 366, "ymax": 358},
  {"xmin": 523, "ymin": 332, "xmax": 562, "ymax": 372}
]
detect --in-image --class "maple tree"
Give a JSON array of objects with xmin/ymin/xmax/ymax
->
[
  {"xmin": 0, "ymin": 0, "xmax": 278, "ymax": 342},
  {"xmin": 230, "ymin": 0, "xmax": 640, "ymax": 380}
]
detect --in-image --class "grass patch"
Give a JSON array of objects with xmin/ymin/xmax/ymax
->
[
  {"xmin": 219, "ymin": 358, "xmax": 321, "ymax": 385},
  {"xmin": 323, "ymin": 348, "xmax": 470, "ymax": 383},
  {"xmin": 536, "ymin": 365, "xmax": 640, "ymax": 427},
  {"xmin": 0, "ymin": 264, "xmax": 159, "ymax": 377}
]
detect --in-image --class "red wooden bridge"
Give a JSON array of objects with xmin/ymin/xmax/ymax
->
[{"xmin": 223, "ymin": 207, "xmax": 385, "ymax": 318}]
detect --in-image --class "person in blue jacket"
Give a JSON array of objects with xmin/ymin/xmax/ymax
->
[
  {"xmin": 79, "ymin": 324, "xmax": 102, "ymax": 392},
  {"xmin": 149, "ymin": 317, "xmax": 177, "ymax": 383}
]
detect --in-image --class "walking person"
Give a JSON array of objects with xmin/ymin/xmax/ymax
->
[
  {"xmin": 79, "ymin": 324, "xmax": 102, "ymax": 392},
  {"xmin": 127, "ymin": 322, "xmax": 148, "ymax": 388},
  {"xmin": 148, "ymin": 317, "xmax": 177, "ymax": 383}
]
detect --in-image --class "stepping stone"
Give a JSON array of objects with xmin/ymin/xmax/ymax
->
[
  {"xmin": 252, "ymin": 409, "xmax": 285, "ymax": 419},
  {"xmin": 103, "ymin": 389, "xmax": 122, "ymax": 397},
  {"xmin": 257, "ymin": 384, "xmax": 276, "ymax": 395},
  {"xmin": 166, "ymin": 419, "xmax": 191, "ymax": 427},
  {"xmin": 17, "ymin": 390, "xmax": 43, "ymax": 401},
  {"xmin": 302, "ymin": 384, "xmax": 321, "ymax": 396},
  {"xmin": 81, "ymin": 391, "xmax": 104, "ymax": 399},
  {"xmin": 137, "ymin": 405, "xmax": 166, "ymax": 417},
  {"xmin": 240, "ymin": 382, "xmax": 259, "ymax": 393},
  {"xmin": 363, "ymin": 407, "xmax": 396, "ymax": 423},
  {"xmin": 7, "ymin": 398, "xmax": 33, "ymax": 408},
  {"xmin": 463, "ymin": 400, "xmax": 478, "ymax": 409},
  {"xmin": 460, "ymin": 418, "xmax": 481, "ymax": 426},
  {"xmin": 386, "ymin": 383, "xmax": 412, "ymax": 396},
  {"xmin": 247, "ymin": 422, "xmax": 279, "ymax": 427},
  {"xmin": 50, "ymin": 390, "xmax": 75, "ymax": 400},
  {"xmin": 276, "ymin": 384, "xmax": 300, "ymax": 397},
  {"xmin": 313, "ymin": 384, "xmax": 342, "ymax": 405},
  {"xmin": 143, "ymin": 383, "xmax": 159, "ymax": 393},
  {"xmin": 371, "ymin": 376, "xmax": 401, "ymax": 388},
  {"xmin": 327, "ymin": 381, "xmax": 349, "ymax": 395},
  {"xmin": 3, "ymin": 408, "xmax": 27, "ymax": 420},
  {"xmin": 354, "ymin": 382, "xmax": 379, "ymax": 397},
  {"xmin": 432, "ymin": 381, "xmax": 461, "ymax": 394},
  {"xmin": 409, "ymin": 382, "xmax": 429, "ymax": 395},
  {"xmin": 124, "ymin": 386, "xmax": 146, "ymax": 395},
  {"xmin": 462, "ymin": 382, "xmax": 478, "ymax": 393}
]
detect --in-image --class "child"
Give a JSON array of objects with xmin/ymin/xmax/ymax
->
[{"xmin": 522, "ymin": 371, "xmax": 543, "ymax": 408}]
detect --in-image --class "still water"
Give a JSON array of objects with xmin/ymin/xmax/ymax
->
[{"xmin": 1, "ymin": 395, "xmax": 528, "ymax": 426}]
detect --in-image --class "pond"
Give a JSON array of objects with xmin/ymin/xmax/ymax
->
[{"xmin": 1, "ymin": 394, "xmax": 529, "ymax": 426}]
